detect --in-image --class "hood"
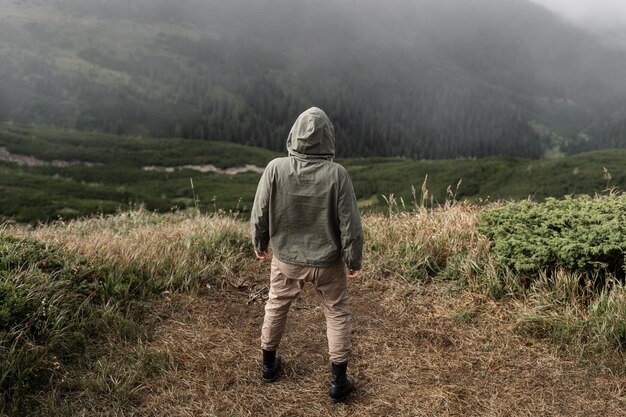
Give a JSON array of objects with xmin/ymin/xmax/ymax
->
[{"xmin": 286, "ymin": 107, "xmax": 335, "ymax": 160}]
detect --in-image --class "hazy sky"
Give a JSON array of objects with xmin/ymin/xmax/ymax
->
[{"xmin": 532, "ymin": 0, "xmax": 626, "ymax": 29}]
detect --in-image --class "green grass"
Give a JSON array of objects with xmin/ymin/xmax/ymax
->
[
  {"xmin": 0, "ymin": 124, "xmax": 279, "ymax": 168},
  {"xmin": 1, "ymin": 124, "xmax": 626, "ymax": 223},
  {"xmin": 0, "ymin": 233, "xmax": 97, "ymax": 413},
  {"xmin": 343, "ymin": 150, "xmax": 626, "ymax": 205},
  {"xmin": 0, "ymin": 124, "xmax": 278, "ymax": 222}
]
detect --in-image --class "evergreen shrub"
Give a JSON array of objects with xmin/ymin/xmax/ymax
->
[{"xmin": 478, "ymin": 195, "xmax": 626, "ymax": 280}]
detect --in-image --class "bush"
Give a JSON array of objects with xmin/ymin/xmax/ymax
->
[
  {"xmin": 478, "ymin": 195, "xmax": 626, "ymax": 356},
  {"xmin": 477, "ymin": 195, "xmax": 626, "ymax": 280}
]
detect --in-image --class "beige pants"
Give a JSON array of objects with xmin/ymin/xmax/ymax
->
[{"xmin": 261, "ymin": 256, "xmax": 352, "ymax": 364}]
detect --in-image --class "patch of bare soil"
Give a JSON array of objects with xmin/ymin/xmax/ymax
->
[
  {"xmin": 0, "ymin": 147, "xmax": 100, "ymax": 167},
  {"xmin": 137, "ymin": 275, "xmax": 625, "ymax": 416},
  {"xmin": 142, "ymin": 164, "xmax": 265, "ymax": 175}
]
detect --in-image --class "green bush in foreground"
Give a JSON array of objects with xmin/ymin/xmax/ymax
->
[
  {"xmin": 477, "ymin": 195, "xmax": 626, "ymax": 357},
  {"xmin": 478, "ymin": 194, "xmax": 626, "ymax": 279}
]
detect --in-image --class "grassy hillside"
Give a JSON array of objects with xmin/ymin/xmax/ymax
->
[
  {"xmin": 0, "ymin": 124, "xmax": 278, "ymax": 168},
  {"xmin": 1, "ymin": 124, "xmax": 626, "ymax": 223},
  {"xmin": 344, "ymin": 150, "xmax": 626, "ymax": 205},
  {"xmin": 0, "ymin": 124, "xmax": 278, "ymax": 222},
  {"xmin": 2, "ymin": 195, "xmax": 625, "ymax": 415}
]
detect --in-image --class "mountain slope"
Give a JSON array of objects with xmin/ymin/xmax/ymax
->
[{"xmin": 1, "ymin": 0, "xmax": 625, "ymax": 158}]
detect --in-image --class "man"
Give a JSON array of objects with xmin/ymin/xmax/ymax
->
[{"xmin": 250, "ymin": 107, "xmax": 364, "ymax": 403}]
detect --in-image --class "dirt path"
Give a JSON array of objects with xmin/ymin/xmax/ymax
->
[
  {"xmin": 142, "ymin": 164, "xmax": 265, "ymax": 175},
  {"xmin": 137, "ymin": 276, "xmax": 625, "ymax": 416},
  {"xmin": 0, "ymin": 146, "xmax": 99, "ymax": 167}
]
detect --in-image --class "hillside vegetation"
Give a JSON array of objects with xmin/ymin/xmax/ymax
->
[
  {"xmin": 1, "ymin": 194, "xmax": 625, "ymax": 415},
  {"xmin": 2, "ymin": 124, "xmax": 626, "ymax": 223},
  {"xmin": 1, "ymin": 0, "xmax": 626, "ymax": 159},
  {"xmin": 0, "ymin": 124, "xmax": 276, "ymax": 222}
]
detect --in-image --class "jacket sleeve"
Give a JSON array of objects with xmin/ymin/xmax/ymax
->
[
  {"xmin": 250, "ymin": 164, "xmax": 272, "ymax": 252},
  {"xmin": 337, "ymin": 169, "xmax": 364, "ymax": 270}
]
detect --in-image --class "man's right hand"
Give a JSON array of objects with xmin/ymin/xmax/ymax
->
[
  {"xmin": 255, "ymin": 250, "xmax": 269, "ymax": 260},
  {"xmin": 347, "ymin": 269, "xmax": 360, "ymax": 281}
]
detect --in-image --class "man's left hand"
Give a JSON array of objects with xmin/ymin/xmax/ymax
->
[{"xmin": 347, "ymin": 269, "xmax": 360, "ymax": 282}]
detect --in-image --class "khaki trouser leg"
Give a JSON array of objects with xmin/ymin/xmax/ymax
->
[
  {"xmin": 261, "ymin": 257, "xmax": 352, "ymax": 364},
  {"xmin": 314, "ymin": 261, "xmax": 352, "ymax": 364},
  {"xmin": 261, "ymin": 258, "xmax": 304, "ymax": 351}
]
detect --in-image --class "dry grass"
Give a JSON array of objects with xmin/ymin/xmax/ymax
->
[
  {"xmin": 7, "ymin": 207, "xmax": 626, "ymax": 416},
  {"xmin": 18, "ymin": 210, "xmax": 260, "ymax": 292},
  {"xmin": 364, "ymin": 202, "xmax": 488, "ymax": 282},
  {"xmin": 131, "ymin": 276, "xmax": 625, "ymax": 416}
]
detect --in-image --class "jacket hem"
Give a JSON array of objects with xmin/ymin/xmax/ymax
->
[{"xmin": 273, "ymin": 254, "xmax": 342, "ymax": 268}]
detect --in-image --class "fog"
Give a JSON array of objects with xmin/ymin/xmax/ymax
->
[
  {"xmin": 43, "ymin": 0, "xmax": 626, "ymax": 34},
  {"xmin": 532, "ymin": 0, "xmax": 626, "ymax": 29}
]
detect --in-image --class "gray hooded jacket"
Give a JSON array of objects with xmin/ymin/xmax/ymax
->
[{"xmin": 250, "ymin": 107, "xmax": 364, "ymax": 270}]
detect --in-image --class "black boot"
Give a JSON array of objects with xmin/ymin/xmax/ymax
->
[
  {"xmin": 328, "ymin": 361, "xmax": 354, "ymax": 403},
  {"xmin": 262, "ymin": 349, "xmax": 283, "ymax": 382}
]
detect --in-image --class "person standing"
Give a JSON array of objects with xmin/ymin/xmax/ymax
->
[{"xmin": 250, "ymin": 107, "xmax": 364, "ymax": 403}]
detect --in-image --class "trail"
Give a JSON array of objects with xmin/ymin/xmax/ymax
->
[
  {"xmin": 136, "ymin": 276, "xmax": 625, "ymax": 416},
  {"xmin": 142, "ymin": 164, "xmax": 265, "ymax": 175},
  {"xmin": 0, "ymin": 147, "xmax": 99, "ymax": 167}
]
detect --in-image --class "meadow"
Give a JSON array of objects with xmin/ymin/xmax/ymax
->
[
  {"xmin": 2, "ymin": 123, "xmax": 626, "ymax": 223},
  {"xmin": 1, "ymin": 191, "xmax": 625, "ymax": 415}
]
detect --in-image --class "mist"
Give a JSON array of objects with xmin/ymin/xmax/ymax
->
[{"xmin": 532, "ymin": 0, "xmax": 626, "ymax": 28}]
